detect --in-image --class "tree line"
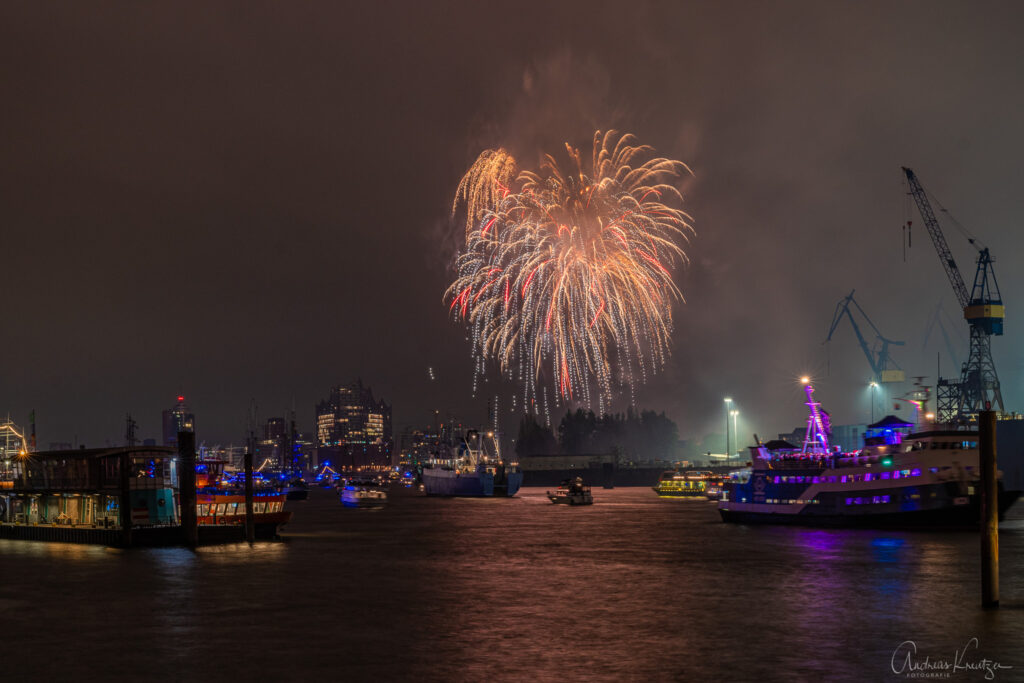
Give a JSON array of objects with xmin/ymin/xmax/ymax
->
[{"xmin": 515, "ymin": 407, "xmax": 679, "ymax": 462}]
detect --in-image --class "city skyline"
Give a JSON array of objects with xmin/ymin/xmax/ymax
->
[{"xmin": 2, "ymin": 2, "xmax": 1023, "ymax": 450}]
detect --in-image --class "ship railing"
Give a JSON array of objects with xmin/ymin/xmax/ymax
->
[{"xmin": 764, "ymin": 456, "xmax": 832, "ymax": 470}]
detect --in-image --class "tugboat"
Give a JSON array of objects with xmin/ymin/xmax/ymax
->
[
  {"xmin": 421, "ymin": 429, "xmax": 523, "ymax": 497},
  {"xmin": 339, "ymin": 480, "xmax": 387, "ymax": 508},
  {"xmin": 283, "ymin": 478, "xmax": 310, "ymax": 501},
  {"xmin": 718, "ymin": 381, "xmax": 1021, "ymax": 527},
  {"xmin": 547, "ymin": 477, "xmax": 594, "ymax": 505},
  {"xmin": 652, "ymin": 470, "xmax": 711, "ymax": 497}
]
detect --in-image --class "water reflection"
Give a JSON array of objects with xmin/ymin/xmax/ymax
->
[
  {"xmin": 0, "ymin": 538, "xmax": 106, "ymax": 561},
  {"xmin": 0, "ymin": 488, "xmax": 1020, "ymax": 681},
  {"xmin": 870, "ymin": 536, "xmax": 906, "ymax": 562}
]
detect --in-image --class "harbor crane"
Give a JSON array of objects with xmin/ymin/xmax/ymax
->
[
  {"xmin": 903, "ymin": 167, "xmax": 1004, "ymax": 423},
  {"xmin": 922, "ymin": 301, "xmax": 964, "ymax": 375},
  {"xmin": 825, "ymin": 289, "xmax": 906, "ymax": 385}
]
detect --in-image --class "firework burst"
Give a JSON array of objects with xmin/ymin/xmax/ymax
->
[{"xmin": 448, "ymin": 130, "xmax": 693, "ymax": 410}]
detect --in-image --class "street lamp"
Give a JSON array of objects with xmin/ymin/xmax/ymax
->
[
  {"xmin": 869, "ymin": 381, "xmax": 878, "ymax": 423},
  {"xmin": 724, "ymin": 398, "xmax": 733, "ymax": 466},
  {"xmin": 730, "ymin": 410, "xmax": 739, "ymax": 465}
]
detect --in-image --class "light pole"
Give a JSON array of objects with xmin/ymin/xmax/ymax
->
[
  {"xmin": 731, "ymin": 410, "xmax": 739, "ymax": 465},
  {"xmin": 724, "ymin": 398, "xmax": 733, "ymax": 467},
  {"xmin": 869, "ymin": 381, "xmax": 878, "ymax": 423}
]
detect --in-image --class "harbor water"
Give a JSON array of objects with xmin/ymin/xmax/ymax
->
[{"xmin": 3, "ymin": 487, "xmax": 1023, "ymax": 681}]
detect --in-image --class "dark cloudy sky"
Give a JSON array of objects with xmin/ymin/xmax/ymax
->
[{"xmin": 1, "ymin": 1, "xmax": 1022, "ymax": 448}]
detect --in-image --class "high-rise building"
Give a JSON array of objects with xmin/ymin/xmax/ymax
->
[
  {"xmin": 315, "ymin": 380, "xmax": 393, "ymax": 470},
  {"xmin": 162, "ymin": 396, "xmax": 195, "ymax": 448}
]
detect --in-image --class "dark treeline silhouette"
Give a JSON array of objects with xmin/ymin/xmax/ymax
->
[{"xmin": 515, "ymin": 408, "xmax": 679, "ymax": 461}]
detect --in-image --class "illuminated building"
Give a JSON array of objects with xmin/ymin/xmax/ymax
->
[
  {"xmin": 314, "ymin": 380, "xmax": 393, "ymax": 470},
  {"xmin": 255, "ymin": 417, "xmax": 311, "ymax": 472},
  {"xmin": 162, "ymin": 396, "xmax": 195, "ymax": 448}
]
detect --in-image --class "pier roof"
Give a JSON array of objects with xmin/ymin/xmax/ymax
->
[
  {"xmin": 868, "ymin": 415, "xmax": 914, "ymax": 429},
  {"xmin": 27, "ymin": 446, "xmax": 175, "ymax": 460}
]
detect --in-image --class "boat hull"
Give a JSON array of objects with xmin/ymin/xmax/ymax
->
[
  {"xmin": 652, "ymin": 488, "xmax": 707, "ymax": 498},
  {"xmin": 196, "ymin": 492, "xmax": 292, "ymax": 538},
  {"xmin": 422, "ymin": 468, "xmax": 522, "ymax": 497},
  {"xmin": 720, "ymin": 488, "xmax": 1020, "ymax": 529},
  {"xmin": 548, "ymin": 493, "xmax": 593, "ymax": 505},
  {"xmin": 340, "ymin": 490, "xmax": 387, "ymax": 508}
]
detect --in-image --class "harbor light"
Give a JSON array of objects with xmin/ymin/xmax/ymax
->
[
  {"xmin": 724, "ymin": 398, "xmax": 733, "ymax": 464},
  {"xmin": 730, "ymin": 410, "xmax": 739, "ymax": 461},
  {"xmin": 800, "ymin": 376, "xmax": 810, "ymax": 384}
]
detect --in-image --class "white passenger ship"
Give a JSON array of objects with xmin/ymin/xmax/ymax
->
[{"xmin": 719, "ymin": 383, "xmax": 1020, "ymax": 527}]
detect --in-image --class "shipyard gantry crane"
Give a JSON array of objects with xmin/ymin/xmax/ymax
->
[
  {"xmin": 825, "ymin": 290, "xmax": 906, "ymax": 385},
  {"xmin": 903, "ymin": 167, "xmax": 1004, "ymax": 423}
]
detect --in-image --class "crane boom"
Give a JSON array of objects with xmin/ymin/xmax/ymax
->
[
  {"xmin": 902, "ymin": 167, "xmax": 970, "ymax": 308},
  {"xmin": 825, "ymin": 290, "xmax": 904, "ymax": 383},
  {"xmin": 902, "ymin": 166, "xmax": 1004, "ymax": 422}
]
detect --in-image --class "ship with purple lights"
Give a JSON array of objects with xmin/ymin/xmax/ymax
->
[{"xmin": 718, "ymin": 382, "xmax": 1020, "ymax": 527}]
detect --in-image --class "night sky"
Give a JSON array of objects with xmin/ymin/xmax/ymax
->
[{"xmin": 2, "ymin": 2, "xmax": 1022, "ymax": 449}]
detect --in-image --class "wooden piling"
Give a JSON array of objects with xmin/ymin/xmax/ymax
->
[
  {"xmin": 178, "ymin": 431, "xmax": 198, "ymax": 549},
  {"xmin": 979, "ymin": 410, "xmax": 999, "ymax": 608},
  {"xmin": 119, "ymin": 450, "xmax": 132, "ymax": 547},
  {"xmin": 244, "ymin": 449, "xmax": 255, "ymax": 544}
]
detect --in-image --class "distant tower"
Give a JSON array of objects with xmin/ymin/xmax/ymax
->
[
  {"xmin": 162, "ymin": 395, "xmax": 195, "ymax": 447},
  {"xmin": 126, "ymin": 413, "xmax": 138, "ymax": 447}
]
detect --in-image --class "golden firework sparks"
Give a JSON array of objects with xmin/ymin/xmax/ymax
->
[{"xmin": 448, "ymin": 130, "xmax": 693, "ymax": 409}]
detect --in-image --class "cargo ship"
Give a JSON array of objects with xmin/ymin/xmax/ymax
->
[
  {"xmin": 718, "ymin": 382, "xmax": 1020, "ymax": 527},
  {"xmin": 421, "ymin": 429, "xmax": 522, "ymax": 497}
]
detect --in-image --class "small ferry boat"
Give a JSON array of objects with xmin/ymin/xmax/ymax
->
[
  {"xmin": 340, "ymin": 481, "xmax": 388, "ymax": 508},
  {"xmin": 718, "ymin": 382, "xmax": 1021, "ymax": 527},
  {"xmin": 196, "ymin": 460, "xmax": 292, "ymax": 538},
  {"xmin": 652, "ymin": 470, "xmax": 712, "ymax": 497},
  {"xmin": 196, "ymin": 491, "xmax": 291, "ymax": 537},
  {"xmin": 547, "ymin": 477, "xmax": 594, "ymax": 505}
]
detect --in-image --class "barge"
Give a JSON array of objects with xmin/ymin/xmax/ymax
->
[{"xmin": 0, "ymin": 445, "xmax": 289, "ymax": 546}]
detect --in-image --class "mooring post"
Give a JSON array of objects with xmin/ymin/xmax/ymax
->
[
  {"xmin": 178, "ymin": 431, "xmax": 198, "ymax": 549},
  {"xmin": 979, "ymin": 409, "xmax": 999, "ymax": 608},
  {"xmin": 119, "ymin": 450, "xmax": 132, "ymax": 548},
  {"xmin": 244, "ymin": 449, "xmax": 255, "ymax": 544}
]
